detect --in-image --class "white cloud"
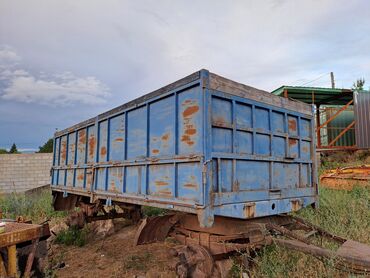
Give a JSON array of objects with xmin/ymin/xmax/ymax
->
[{"xmin": 0, "ymin": 46, "xmax": 110, "ymax": 106}]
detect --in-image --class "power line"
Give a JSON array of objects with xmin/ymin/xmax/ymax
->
[{"xmin": 299, "ymin": 72, "xmax": 330, "ymax": 87}]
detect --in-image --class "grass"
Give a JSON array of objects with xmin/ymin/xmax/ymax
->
[
  {"xmin": 0, "ymin": 189, "xmax": 66, "ymax": 223},
  {"xmin": 123, "ymin": 252, "xmax": 153, "ymax": 271},
  {"xmin": 55, "ymin": 226, "xmax": 89, "ymax": 247},
  {"xmin": 142, "ymin": 206, "xmax": 167, "ymax": 217},
  {"xmin": 243, "ymin": 185, "xmax": 370, "ymax": 278}
]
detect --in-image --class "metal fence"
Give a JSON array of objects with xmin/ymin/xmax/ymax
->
[{"xmin": 354, "ymin": 91, "xmax": 370, "ymax": 149}]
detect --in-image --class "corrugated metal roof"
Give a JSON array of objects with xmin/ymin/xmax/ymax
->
[{"xmin": 271, "ymin": 86, "xmax": 353, "ymax": 105}]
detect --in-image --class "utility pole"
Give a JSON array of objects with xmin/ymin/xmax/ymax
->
[{"xmin": 330, "ymin": 72, "xmax": 335, "ymax": 88}]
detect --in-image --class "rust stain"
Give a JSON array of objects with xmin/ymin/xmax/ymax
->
[
  {"xmin": 181, "ymin": 135, "xmax": 194, "ymax": 146},
  {"xmin": 79, "ymin": 130, "xmax": 86, "ymax": 144},
  {"xmin": 157, "ymin": 189, "xmax": 172, "ymax": 196},
  {"xmin": 155, "ymin": 180, "xmax": 169, "ymax": 186},
  {"xmin": 213, "ymin": 116, "xmax": 227, "ymax": 125},
  {"xmin": 183, "ymin": 183, "xmax": 198, "ymax": 189},
  {"xmin": 302, "ymin": 145, "xmax": 309, "ymax": 153},
  {"xmin": 183, "ymin": 105, "xmax": 199, "ymax": 118},
  {"xmin": 161, "ymin": 133, "xmax": 170, "ymax": 141},
  {"xmin": 244, "ymin": 204, "xmax": 256, "ymax": 218},
  {"xmin": 288, "ymin": 118, "xmax": 297, "ymax": 131},
  {"xmin": 88, "ymin": 136, "xmax": 96, "ymax": 158},
  {"xmin": 60, "ymin": 140, "xmax": 67, "ymax": 162},
  {"xmin": 77, "ymin": 173, "xmax": 84, "ymax": 181},
  {"xmin": 115, "ymin": 137, "xmax": 124, "ymax": 142},
  {"xmin": 100, "ymin": 146, "xmax": 107, "ymax": 156},
  {"xmin": 152, "ymin": 149, "xmax": 159, "ymax": 154},
  {"xmin": 289, "ymin": 139, "xmax": 297, "ymax": 146},
  {"xmin": 185, "ymin": 128, "xmax": 197, "ymax": 135}
]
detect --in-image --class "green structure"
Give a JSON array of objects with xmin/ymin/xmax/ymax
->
[{"xmin": 271, "ymin": 86, "xmax": 355, "ymax": 149}]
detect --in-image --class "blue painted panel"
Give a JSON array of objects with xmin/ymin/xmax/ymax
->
[
  {"xmin": 67, "ymin": 132, "xmax": 76, "ymax": 165},
  {"xmin": 66, "ymin": 169, "xmax": 74, "ymax": 187},
  {"xmin": 288, "ymin": 115, "xmax": 298, "ymax": 136},
  {"xmin": 289, "ymin": 139, "xmax": 299, "ymax": 158},
  {"xmin": 109, "ymin": 114, "xmax": 125, "ymax": 161},
  {"xmin": 149, "ymin": 96, "xmax": 175, "ymax": 157},
  {"xmin": 76, "ymin": 129, "xmax": 86, "ymax": 165},
  {"xmin": 212, "ymin": 128, "xmax": 232, "ymax": 152},
  {"xmin": 300, "ymin": 118, "xmax": 311, "ymax": 138},
  {"xmin": 54, "ymin": 137, "xmax": 60, "ymax": 166},
  {"xmin": 177, "ymin": 162, "xmax": 202, "ymax": 203},
  {"xmin": 58, "ymin": 169, "xmax": 65, "ymax": 186},
  {"xmin": 125, "ymin": 166, "xmax": 143, "ymax": 194},
  {"xmin": 148, "ymin": 164, "xmax": 174, "ymax": 198},
  {"xmin": 272, "ymin": 136, "xmax": 285, "ymax": 157},
  {"xmin": 272, "ymin": 111, "xmax": 285, "ymax": 133},
  {"xmin": 127, "ymin": 107, "xmax": 147, "ymax": 159},
  {"xmin": 96, "ymin": 168, "xmax": 107, "ymax": 191},
  {"xmin": 301, "ymin": 164, "xmax": 309, "ymax": 187},
  {"xmin": 178, "ymin": 87, "xmax": 202, "ymax": 154},
  {"xmin": 52, "ymin": 169, "xmax": 58, "ymax": 185},
  {"xmin": 236, "ymin": 161, "xmax": 270, "ymax": 190},
  {"xmin": 60, "ymin": 135, "xmax": 67, "ymax": 165},
  {"xmin": 236, "ymin": 131, "xmax": 252, "ymax": 154},
  {"xmin": 301, "ymin": 140, "xmax": 311, "ymax": 159},
  {"xmin": 273, "ymin": 163, "xmax": 299, "ymax": 189},
  {"xmin": 108, "ymin": 167, "xmax": 123, "ymax": 193},
  {"xmin": 98, "ymin": 120, "xmax": 108, "ymax": 162},
  {"xmin": 86, "ymin": 126, "xmax": 96, "ymax": 163},
  {"xmin": 212, "ymin": 97, "xmax": 232, "ymax": 125},
  {"xmin": 75, "ymin": 169, "xmax": 85, "ymax": 188},
  {"xmin": 236, "ymin": 103, "xmax": 252, "ymax": 128},
  {"xmin": 255, "ymin": 107, "xmax": 269, "ymax": 131},
  {"xmin": 255, "ymin": 134, "xmax": 270, "ymax": 155},
  {"xmin": 220, "ymin": 159, "xmax": 233, "ymax": 192}
]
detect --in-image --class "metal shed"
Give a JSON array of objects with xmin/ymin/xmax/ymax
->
[{"xmin": 272, "ymin": 86, "xmax": 360, "ymax": 151}]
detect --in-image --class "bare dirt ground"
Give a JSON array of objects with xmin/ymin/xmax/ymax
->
[{"xmin": 48, "ymin": 221, "xmax": 179, "ymax": 278}]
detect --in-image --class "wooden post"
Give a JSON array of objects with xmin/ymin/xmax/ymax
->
[{"xmin": 316, "ymin": 105, "xmax": 321, "ymax": 148}]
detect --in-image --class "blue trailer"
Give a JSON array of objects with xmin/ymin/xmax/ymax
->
[
  {"xmin": 51, "ymin": 70, "xmax": 370, "ymax": 276},
  {"xmin": 51, "ymin": 69, "xmax": 317, "ymax": 227}
]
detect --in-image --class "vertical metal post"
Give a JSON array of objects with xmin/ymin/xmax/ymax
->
[
  {"xmin": 316, "ymin": 105, "xmax": 321, "ymax": 148},
  {"xmin": 330, "ymin": 72, "xmax": 335, "ymax": 89}
]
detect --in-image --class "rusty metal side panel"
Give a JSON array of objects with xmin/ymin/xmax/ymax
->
[
  {"xmin": 209, "ymin": 89, "xmax": 316, "ymax": 217},
  {"xmin": 149, "ymin": 95, "xmax": 175, "ymax": 157},
  {"xmin": 98, "ymin": 120, "xmax": 108, "ymax": 162},
  {"xmin": 127, "ymin": 106, "xmax": 147, "ymax": 159},
  {"xmin": 76, "ymin": 129, "xmax": 86, "ymax": 165},
  {"xmin": 109, "ymin": 114, "xmax": 125, "ymax": 161},
  {"xmin": 87, "ymin": 125, "xmax": 96, "ymax": 164},
  {"xmin": 178, "ymin": 86, "xmax": 202, "ymax": 154}
]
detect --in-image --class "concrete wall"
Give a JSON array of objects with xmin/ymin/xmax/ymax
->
[{"xmin": 0, "ymin": 153, "xmax": 52, "ymax": 193}]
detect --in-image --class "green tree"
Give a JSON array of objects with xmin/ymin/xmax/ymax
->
[
  {"xmin": 9, "ymin": 143, "xmax": 19, "ymax": 153},
  {"xmin": 0, "ymin": 149, "xmax": 8, "ymax": 154},
  {"xmin": 38, "ymin": 138, "xmax": 53, "ymax": 153},
  {"xmin": 352, "ymin": 78, "xmax": 365, "ymax": 91}
]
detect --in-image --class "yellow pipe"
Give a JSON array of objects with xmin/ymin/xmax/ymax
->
[{"xmin": 7, "ymin": 245, "xmax": 17, "ymax": 277}]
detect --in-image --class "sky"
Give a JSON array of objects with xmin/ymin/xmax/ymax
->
[{"xmin": 1, "ymin": 0, "xmax": 370, "ymax": 152}]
